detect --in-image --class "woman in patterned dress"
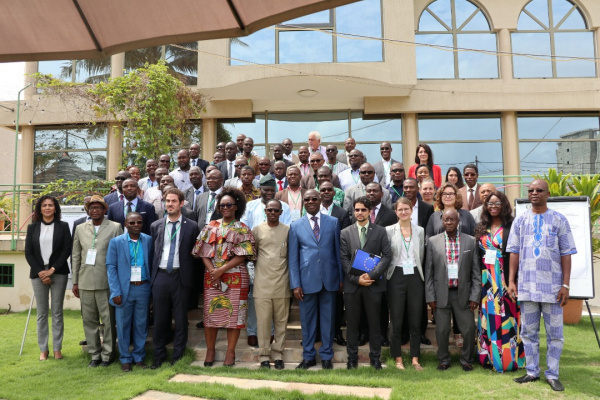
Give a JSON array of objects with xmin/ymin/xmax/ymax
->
[
  {"xmin": 192, "ymin": 187, "xmax": 255, "ymax": 367},
  {"xmin": 474, "ymin": 191, "xmax": 525, "ymax": 372}
]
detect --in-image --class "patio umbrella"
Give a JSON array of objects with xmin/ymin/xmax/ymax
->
[{"xmin": 0, "ymin": 0, "xmax": 359, "ymax": 62}]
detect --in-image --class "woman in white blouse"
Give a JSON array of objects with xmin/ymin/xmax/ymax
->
[
  {"xmin": 386, "ymin": 197, "xmax": 425, "ymax": 371},
  {"xmin": 25, "ymin": 195, "xmax": 72, "ymax": 361}
]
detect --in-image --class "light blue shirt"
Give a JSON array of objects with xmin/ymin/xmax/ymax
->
[
  {"xmin": 127, "ymin": 233, "xmax": 148, "ymax": 281},
  {"xmin": 241, "ymin": 198, "xmax": 292, "ymax": 229}
]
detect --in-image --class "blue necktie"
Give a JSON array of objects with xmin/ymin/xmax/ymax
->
[
  {"xmin": 193, "ymin": 189, "xmax": 201, "ymax": 209},
  {"xmin": 166, "ymin": 221, "xmax": 178, "ymax": 273}
]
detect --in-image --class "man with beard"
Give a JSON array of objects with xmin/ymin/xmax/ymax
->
[{"xmin": 170, "ymin": 149, "xmax": 193, "ymax": 192}]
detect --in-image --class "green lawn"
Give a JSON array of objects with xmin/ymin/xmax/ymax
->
[{"xmin": 1, "ymin": 310, "xmax": 599, "ymax": 400}]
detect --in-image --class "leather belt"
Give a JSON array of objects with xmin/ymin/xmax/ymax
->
[{"xmin": 130, "ymin": 280, "xmax": 148, "ymax": 286}]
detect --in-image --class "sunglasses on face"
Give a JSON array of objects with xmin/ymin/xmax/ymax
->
[
  {"xmin": 115, "ymin": 177, "xmax": 126, "ymax": 181},
  {"xmin": 303, "ymin": 197, "xmax": 319, "ymax": 203},
  {"xmin": 127, "ymin": 221, "xmax": 143, "ymax": 225},
  {"xmin": 320, "ymin": 188, "xmax": 334, "ymax": 193},
  {"xmin": 219, "ymin": 203, "xmax": 236, "ymax": 209},
  {"xmin": 265, "ymin": 208, "xmax": 282, "ymax": 213},
  {"xmin": 309, "ymin": 159, "xmax": 323, "ymax": 163},
  {"xmin": 348, "ymin": 154, "xmax": 360, "ymax": 158},
  {"xmin": 325, "ymin": 149, "xmax": 337, "ymax": 153},
  {"xmin": 528, "ymin": 189, "xmax": 545, "ymax": 193},
  {"xmin": 234, "ymin": 164, "xmax": 244, "ymax": 168},
  {"xmin": 391, "ymin": 169, "xmax": 404, "ymax": 173},
  {"xmin": 360, "ymin": 171, "xmax": 374, "ymax": 175},
  {"xmin": 380, "ymin": 147, "xmax": 390, "ymax": 151},
  {"xmin": 354, "ymin": 208, "xmax": 368, "ymax": 212}
]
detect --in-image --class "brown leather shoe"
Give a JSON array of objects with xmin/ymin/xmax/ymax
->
[
  {"xmin": 247, "ymin": 335, "xmax": 258, "ymax": 347},
  {"xmin": 121, "ymin": 363, "xmax": 132, "ymax": 372},
  {"xmin": 135, "ymin": 361, "xmax": 148, "ymax": 369}
]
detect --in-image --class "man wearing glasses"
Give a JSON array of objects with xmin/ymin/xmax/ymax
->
[
  {"xmin": 289, "ymin": 189, "xmax": 343, "ymax": 370},
  {"xmin": 324, "ymin": 144, "xmax": 349, "ymax": 176},
  {"xmin": 252, "ymin": 199, "xmax": 290, "ymax": 370},
  {"xmin": 300, "ymin": 152, "xmax": 341, "ymax": 190},
  {"xmin": 507, "ymin": 180, "xmax": 576, "ymax": 392},
  {"xmin": 104, "ymin": 170, "xmax": 132, "ymax": 206},
  {"xmin": 389, "ymin": 162, "xmax": 406, "ymax": 204},
  {"xmin": 343, "ymin": 163, "xmax": 391, "ymax": 215},
  {"xmin": 338, "ymin": 150, "xmax": 378, "ymax": 191},
  {"xmin": 460, "ymin": 164, "xmax": 481, "ymax": 211},
  {"xmin": 470, "ymin": 183, "xmax": 496, "ymax": 224},
  {"xmin": 373, "ymin": 142, "xmax": 399, "ymax": 189}
]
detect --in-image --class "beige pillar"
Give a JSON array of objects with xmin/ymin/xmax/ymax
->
[
  {"xmin": 201, "ymin": 118, "xmax": 217, "ymax": 161},
  {"xmin": 111, "ymin": 53, "xmax": 125, "ymax": 78},
  {"xmin": 402, "ymin": 113, "xmax": 418, "ymax": 167},
  {"xmin": 595, "ymin": 28, "xmax": 600, "ymax": 78},
  {"xmin": 104, "ymin": 54, "xmax": 125, "ymax": 179},
  {"xmin": 501, "ymin": 111, "xmax": 521, "ymax": 203},
  {"xmin": 498, "ymin": 29, "xmax": 513, "ymax": 81}
]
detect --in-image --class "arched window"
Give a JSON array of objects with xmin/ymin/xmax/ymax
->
[
  {"xmin": 416, "ymin": 0, "xmax": 498, "ymax": 79},
  {"xmin": 512, "ymin": 0, "xmax": 596, "ymax": 78}
]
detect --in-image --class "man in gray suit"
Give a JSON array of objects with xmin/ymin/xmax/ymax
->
[
  {"xmin": 343, "ymin": 163, "xmax": 391, "ymax": 215},
  {"xmin": 194, "ymin": 169, "xmax": 223, "ymax": 231},
  {"xmin": 340, "ymin": 196, "xmax": 392, "ymax": 370},
  {"xmin": 183, "ymin": 166, "xmax": 205, "ymax": 213},
  {"xmin": 425, "ymin": 209, "xmax": 480, "ymax": 372},
  {"xmin": 372, "ymin": 142, "xmax": 399, "ymax": 189}
]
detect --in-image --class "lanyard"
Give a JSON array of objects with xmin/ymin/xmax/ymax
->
[
  {"xmin": 166, "ymin": 219, "xmax": 181, "ymax": 242},
  {"xmin": 390, "ymin": 185, "xmax": 402, "ymax": 199},
  {"xmin": 91, "ymin": 225, "xmax": 101, "ymax": 249},
  {"xmin": 400, "ymin": 227, "xmax": 411, "ymax": 254},
  {"xmin": 288, "ymin": 189, "xmax": 302, "ymax": 207},
  {"xmin": 130, "ymin": 239, "xmax": 140, "ymax": 266},
  {"xmin": 352, "ymin": 170, "xmax": 360, "ymax": 184}
]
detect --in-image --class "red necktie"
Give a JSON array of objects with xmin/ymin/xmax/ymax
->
[
  {"xmin": 370, "ymin": 209, "xmax": 376, "ymax": 223},
  {"xmin": 278, "ymin": 180, "xmax": 284, "ymax": 191},
  {"xmin": 119, "ymin": 194, "xmax": 124, "ymax": 201}
]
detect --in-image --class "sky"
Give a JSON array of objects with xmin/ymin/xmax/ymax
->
[{"xmin": 0, "ymin": 62, "xmax": 25, "ymax": 101}]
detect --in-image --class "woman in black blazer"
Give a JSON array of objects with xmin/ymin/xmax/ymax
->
[{"xmin": 25, "ymin": 195, "xmax": 72, "ymax": 361}]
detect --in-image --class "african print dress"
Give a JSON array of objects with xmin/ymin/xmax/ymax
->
[
  {"xmin": 193, "ymin": 220, "xmax": 255, "ymax": 329},
  {"xmin": 477, "ymin": 227, "xmax": 525, "ymax": 372}
]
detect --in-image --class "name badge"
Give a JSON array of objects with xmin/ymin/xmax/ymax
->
[
  {"xmin": 85, "ymin": 249, "xmax": 97, "ymax": 265},
  {"xmin": 484, "ymin": 249, "xmax": 497, "ymax": 265},
  {"xmin": 290, "ymin": 209, "xmax": 301, "ymax": 221},
  {"xmin": 131, "ymin": 266, "xmax": 142, "ymax": 281},
  {"xmin": 448, "ymin": 262, "xmax": 458, "ymax": 280},
  {"xmin": 402, "ymin": 260, "xmax": 414, "ymax": 275}
]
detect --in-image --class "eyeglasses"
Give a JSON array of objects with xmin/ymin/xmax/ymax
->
[
  {"xmin": 325, "ymin": 149, "xmax": 337, "ymax": 153},
  {"xmin": 303, "ymin": 197, "xmax": 320, "ymax": 203},
  {"xmin": 442, "ymin": 192, "xmax": 456, "ymax": 197},
  {"xmin": 309, "ymin": 159, "xmax": 323, "ymax": 163},
  {"xmin": 528, "ymin": 189, "xmax": 545, "ymax": 193},
  {"xmin": 360, "ymin": 171, "xmax": 374, "ymax": 175},
  {"xmin": 115, "ymin": 177, "xmax": 126, "ymax": 180},
  {"xmin": 354, "ymin": 208, "xmax": 368, "ymax": 212},
  {"xmin": 380, "ymin": 147, "xmax": 390, "ymax": 151},
  {"xmin": 320, "ymin": 188, "xmax": 334, "ymax": 193},
  {"xmin": 219, "ymin": 203, "xmax": 236, "ymax": 209},
  {"xmin": 265, "ymin": 208, "xmax": 282, "ymax": 213},
  {"xmin": 391, "ymin": 169, "xmax": 404, "ymax": 173},
  {"xmin": 234, "ymin": 164, "xmax": 244, "ymax": 168},
  {"xmin": 127, "ymin": 221, "xmax": 143, "ymax": 225},
  {"xmin": 258, "ymin": 163, "xmax": 270, "ymax": 166},
  {"xmin": 487, "ymin": 202, "xmax": 502, "ymax": 207},
  {"xmin": 397, "ymin": 208, "xmax": 411, "ymax": 213},
  {"xmin": 348, "ymin": 154, "xmax": 360, "ymax": 158}
]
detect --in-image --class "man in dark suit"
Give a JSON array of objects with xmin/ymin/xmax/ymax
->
[
  {"xmin": 183, "ymin": 166, "xmax": 206, "ymax": 217},
  {"xmin": 272, "ymin": 161, "xmax": 289, "ymax": 192},
  {"xmin": 108, "ymin": 179, "xmax": 157, "ymax": 235},
  {"xmin": 460, "ymin": 164, "xmax": 482, "ymax": 211},
  {"xmin": 340, "ymin": 196, "xmax": 392, "ymax": 370},
  {"xmin": 270, "ymin": 144, "xmax": 295, "ymax": 173},
  {"xmin": 215, "ymin": 141, "xmax": 238, "ymax": 181},
  {"xmin": 189, "ymin": 143, "xmax": 210, "ymax": 173},
  {"xmin": 149, "ymin": 188, "xmax": 200, "ymax": 369},
  {"xmin": 289, "ymin": 189, "xmax": 343, "ymax": 370},
  {"xmin": 104, "ymin": 170, "xmax": 131, "ymax": 206},
  {"xmin": 372, "ymin": 142, "xmax": 399, "ymax": 189},
  {"xmin": 363, "ymin": 182, "xmax": 397, "ymax": 227},
  {"xmin": 425, "ymin": 209, "xmax": 480, "ymax": 371},
  {"xmin": 300, "ymin": 152, "xmax": 341, "ymax": 190}
]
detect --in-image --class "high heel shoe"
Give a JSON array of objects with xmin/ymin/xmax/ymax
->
[
  {"xmin": 223, "ymin": 350, "xmax": 235, "ymax": 367},
  {"xmin": 204, "ymin": 349, "xmax": 215, "ymax": 367}
]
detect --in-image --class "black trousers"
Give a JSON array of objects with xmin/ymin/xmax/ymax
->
[
  {"xmin": 344, "ymin": 287, "xmax": 382, "ymax": 361},
  {"xmin": 152, "ymin": 270, "xmax": 190, "ymax": 361}
]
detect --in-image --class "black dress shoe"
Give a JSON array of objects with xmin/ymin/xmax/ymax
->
[
  {"xmin": 196, "ymin": 321, "xmax": 204, "ymax": 329},
  {"xmin": 100, "ymin": 361, "xmax": 111, "ymax": 367},
  {"xmin": 203, "ymin": 361, "xmax": 214, "ymax": 367},
  {"xmin": 358, "ymin": 333, "xmax": 369, "ymax": 346},
  {"xmin": 296, "ymin": 359, "xmax": 317, "ymax": 370},
  {"xmin": 79, "ymin": 340, "xmax": 87, "ymax": 346},
  {"xmin": 437, "ymin": 363, "xmax": 451, "ymax": 371},
  {"xmin": 514, "ymin": 374, "xmax": 539, "ymax": 384},
  {"xmin": 247, "ymin": 335, "xmax": 258, "ymax": 347},
  {"xmin": 370, "ymin": 359, "xmax": 383, "ymax": 370},
  {"xmin": 274, "ymin": 360, "xmax": 285, "ymax": 370},
  {"xmin": 420, "ymin": 335, "xmax": 432, "ymax": 345},
  {"xmin": 260, "ymin": 361, "xmax": 271, "ymax": 369},
  {"xmin": 462, "ymin": 363, "xmax": 473, "ymax": 372},
  {"xmin": 347, "ymin": 360, "xmax": 358, "ymax": 370},
  {"xmin": 150, "ymin": 360, "xmax": 163, "ymax": 370},
  {"xmin": 334, "ymin": 333, "xmax": 347, "ymax": 346},
  {"xmin": 171, "ymin": 357, "xmax": 182, "ymax": 366},
  {"xmin": 121, "ymin": 363, "xmax": 132, "ymax": 372},
  {"xmin": 321, "ymin": 360, "xmax": 333, "ymax": 370},
  {"xmin": 380, "ymin": 337, "xmax": 390, "ymax": 347},
  {"xmin": 88, "ymin": 360, "xmax": 101, "ymax": 368},
  {"xmin": 546, "ymin": 379, "xmax": 564, "ymax": 391}
]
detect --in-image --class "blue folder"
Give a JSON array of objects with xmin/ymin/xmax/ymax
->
[{"xmin": 350, "ymin": 249, "xmax": 382, "ymax": 277}]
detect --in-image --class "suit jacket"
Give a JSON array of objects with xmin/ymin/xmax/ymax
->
[
  {"xmin": 270, "ymin": 159, "xmax": 295, "ymax": 174},
  {"xmin": 375, "ymin": 204, "xmax": 398, "ymax": 227},
  {"xmin": 150, "ymin": 216, "xmax": 200, "ymax": 289},
  {"xmin": 106, "ymin": 232, "xmax": 153, "ymax": 306},
  {"xmin": 284, "ymin": 153, "xmax": 300, "ymax": 164},
  {"xmin": 300, "ymin": 172, "xmax": 341, "ymax": 190},
  {"xmin": 183, "ymin": 185, "xmax": 209, "ymax": 208},
  {"xmin": 424, "ymin": 232, "xmax": 481, "ymax": 309},
  {"xmin": 416, "ymin": 200, "xmax": 434, "ymax": 229},
  {"xmin": 330, "ymin": 204, "xmax": 351, "ymax": 230},
  {"xmin": 373, "ymin": 158, "xmax": 399, "ymax": 186},
  {"xmin": 272, "ymin": 176, "xmax": 289, "ymax": 191},
  {"xmin": 72, "ymin": 218, "xmax": 123, "ymax": 290},
  {"xmin": 216, "ymin": 159, "xmax": 237, "ymax": 181},
  {"xmin": 275, "ymin": 187, "xmax": 305, "ymax": 209},
  {"xmin": 192, "ymin": 191, "xmax": 222, "ymax": 231},
  {"xmin": 72, "ymin": 216, "xmax": 88, "ymax": 237},
  {"xmin": 460, "ymin": 184, "xmax": 482, "ymax": 211},
  {"xmin": 385, "ymin": 223, "xmax": 425, "ymax": 280},
  {"xmin": 337, "ymin": 152, "xmax": 367, "ymax": 165},
  {"xmin": 340, "ymin": 223, "xmax": 392, "ymax": 294},
  {"xmin": 104, "ymin": 191, "xmax": 121, "ymax": 207},
  {"xmin": 25, "ymin": 220, "xmax": 72, "ymax": 278},
  {"xmin": 107, "ymin": 199, "xmax": 157, "ymax": 235},
  {"xmin": 288, "ymin": 214, "xmax": 343, "ymax": 294},
  {"xmin": 190, "ymin": 158, "xmax": 210, "ymax": 173},
  {"xmin": 343, "ymin": 183, "xmax": 392, "ymax": 213}
]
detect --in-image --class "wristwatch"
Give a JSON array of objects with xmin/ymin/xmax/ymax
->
[{"xmin": 562, "ymin": 284, "xmax": 570, "ymax": 290}]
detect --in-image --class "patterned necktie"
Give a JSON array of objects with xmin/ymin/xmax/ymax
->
[
  {"xmin": 119, "ymin": 194, "xmax": 124, "ymax": 201},
  {"xmin": 126, "ymin": 201, "xmax": 132, "ymax": 214},
  {"xmin": 370, "ymin": 208, "xmax": 376, "ymax": 223},
  {"xmin": 208, "ymin": 192, "xmax": 216, "ymax": 213},
  {"xmin": 166, "ymin": 221, "xmax": 178, "ymax": 273},
  {"xmin": 468, "ymin": 188, "xmax": 475, "ymax": 210},
  {"xmin": 278, "ymin": 180, "xmax": 284, "ymax": 191},
  {"xmin": 360, "ymin": 226, "xmax": 367, "ymax": 248},
  {"xmin": 311, "ymin": 216, "xmax": 320, "ymax": 241},
  {"xmin": 192, "ymin": 159, "xmax": 196, "ymax": 167}
]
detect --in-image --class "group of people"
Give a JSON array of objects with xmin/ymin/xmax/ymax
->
[{"xmin": 25, "ymin": 131, "xmax": 576, "ymax": 391}]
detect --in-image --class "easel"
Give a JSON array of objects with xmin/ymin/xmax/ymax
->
[{"xmin": 584, "ymin": 300, "xmax": 600, "ymax": 350}]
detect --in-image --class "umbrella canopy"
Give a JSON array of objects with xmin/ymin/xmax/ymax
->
[{"xmin": 0, "ymin": 0, "xmax": 359, "ymax": 62}]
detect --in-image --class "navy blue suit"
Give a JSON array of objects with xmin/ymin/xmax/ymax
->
[
  {"xmin": 289, "ymin": 213, "xmax": 343, "ymax": 361},
  {"xmin": 106, "ymin": 232, "xmax": 153, "ymax": 364},
  {"xmin": 104, "ymin": 191, "xmax": 122, "ymax": 207},
  {"xmin": 107, "ymin": 199, "xmax": 157, "ymax": 235}
]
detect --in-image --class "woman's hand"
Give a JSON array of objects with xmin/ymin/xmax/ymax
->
[{"xmin": 210, "ymin": 268, "xmax": 224, "ymax": 281}]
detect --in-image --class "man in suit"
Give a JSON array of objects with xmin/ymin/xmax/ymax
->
[
  {"xmin": 149, "ymin": 188, "xmax": 200, "ymax": 368},
  {"xmin": 388, "ymin": 162, "xmax": 406, "ymax": 204},
  {"xmin": 301, "ymin": 152, "xmax": 341, "ymax": 190},
  {"xmin": 189, "ymin": 143, "xmax": 210, "ymax": 173},
  {"xmin": 223, "ymin": 157, "xmax": 251, "ymax": 189},
  {"xmin": 373, "ymin": 142, "xmax": 399, "ymax": 189},
  {"xmin": 340, "ymin": 196, "xmax": 392, "ymax": 370},
  {"xmin": 216, "ymin": 141, "xmax": 238, "ymax": 181},
  {"xmin": 460, "ymin": 164, "xmax": 482, "ymax": 211},
  {"xmin": 282, "ymin": 138, "xmax": 299, "ymax": 164},
  {"xmin": 108, "ymin": 178, "xmax": 157, "ymax": 235},
  {"xmin": 104, "ymin": 170, "xmax": 131, "ymax": 206},
  {"xmin": 272, "ymin": 161, "xmax": 289, "ymax": 192},
  {"xmin": 295, "ymin": 145, "xmax": 311, "ymax": 177},
  {"xmin": 138, "ymin": 159, "xmax": 159, "ymax": 192},
  {"xmin": 72, "ymin": 195, "xmax": 123, "ymax": 367},
  {"xmin": 343, "ymin": 163, "xmax": 390, "ymax": 214},
  {"xmin": 425, "ymin": 209, "xmax": 481, "ymax": 371},
  {"xmin": 271, "ymin": 144, "xmax": 295, "ymax": 172},
  {"xmin": 289, "ymin": 189, "xmax": 343, "ymax": 370},
  {"xmin": 106, "ymin": 212, "xmax": 153, "ymax": 372},
  {"xmin": 194, "ymin": 169, "xmax": 223, "ymax": 232},
  {"xmin": 243, "ymin": 137, "xmax": 260, "ymax": 174},
  {"xmin": 183, "ymin": 166, "xmax": 206, "ymax": 216},
  {"xmin": 275, "ymin": 166, "xmax": 304, "ymax": 222},
  {"xmin": 336, "ymin": 137, "xmax": 367, "ymax": 165}
]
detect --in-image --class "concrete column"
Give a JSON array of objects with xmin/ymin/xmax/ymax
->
[
  {"xmin": 106, "ymin": 123, "xmax": 122, "ymax": 179},
  {"xmin": 402, "ymin": 113, "xmax": 418, "ymax": 167},
  {"xmin": 498, "ymin": 29, "xmax": 513, "ymax": 81},
  {"xmin": 111, "ymin": 53, "xmax": 125, "ymax": 78},
  {"xmin": 201, "ymin": 118, "xmax": 217, "ymax": 161},
  {"xmin": 501, "ymin": 111, "xmax": 521, "ymax": 203}
]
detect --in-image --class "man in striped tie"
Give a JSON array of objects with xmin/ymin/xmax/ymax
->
[{"xmin": 288, "ymin": 189, "xmax": 343, "ymax": 370}]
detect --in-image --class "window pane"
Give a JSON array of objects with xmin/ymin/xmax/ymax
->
[
  {"xmin": 525, "ymin": 0, "xmax": 550, "ymax": 28},
  {"xmin": 231, "ymin": 30, "xmax": 275, "ymax": 65},
  {"xmin": 558, "ymin": 8, "xmax": 586, "ymax": 30},
  {"xmin": 427, "ymin": 0, "xmax": 452, "ymax": 28},
  {"xmin": 519, "ymin": 140, "xmax": 600, "ymax": 175},
  {"xmin": 284, "ymin": 10, "xmax": 332, "ymax": 26},
  {"xmin": 357, "ymin": 143, "xmax": 403, "ymax": 166},
  {"xmin": 457, "ymin": 34, "xmax": 498, "ymax": 78},
  {"xmin": 416, "ymin": 34, "xmax": 455, "ymax": 78},
  {"xmin": 220, "ymin": 114, "xmax": 266, "ymax": 144},
  {"xmin": 34, "ymin": 150, "xmax": 107, "ymax": 183},
  {"xmin": 35, "ymin": 126, "xmax": 108, "ymax": 151},
  {"xmin": 38, "ymin": 60, "xmax": 71, "ymax": 81},
  {"xmin": 350, "ymin": 112, "xmax": 401, "ymax": 142},
  {"xmin": 517, "ymin": 12, "xmax": 545, "ymax": 30},
  {"xmin": 551, "ymin": 0, "xmax": 576, "ymax": 28},
  {"xmin": 554, "ymin": 32, "xmax": 595, "ymax": 77},
  {"xmin": 454, "ymin": 0, "xmax": 479, "ymax": 29},
  {"xmin": 419, "ymin": 9, "xmax": 448, "ymax": 32},
  {"xmin": 462, "ymin": 10, "xmax": 491, "ymax": 31},
  {"xmin": 517, "ymin": 115, "xmax": 599, "ymax": 140},
  {"xmin": 166, "ymin": 43, "xmax": 198, "ymax": 86},
  {"xmin": 267, "ymin": 112, "xmax": 348, "ymax": 144},
  {"xmin": 427, "ymin": 142, "xmax": 504, "ymax": 175},
  {"xmin": 419, "ymin": 117, "xmax": 502, "ymax": 141},
  {"xmin": 336, "ymin": 0, "xmax": 383, "ymax": 62},
  {"xmin": 279, "ymin": 30, "xmax": 333, "ymax": 64},
  {"xmin": 512, "ymin": 32, "xmax": 552, "ymax": 78}
]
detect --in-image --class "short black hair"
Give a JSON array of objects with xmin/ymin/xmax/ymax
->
[
  {"xmin": 353, "ymin": 196, "xmax": 372, "ymax": 210},
  {"xmin": 125, "ymin": 211, "xmax": 142, "ymax": 222},
  {"xmin": 463, "ymin": 163, "xmax": 478, "ymax": 174}
]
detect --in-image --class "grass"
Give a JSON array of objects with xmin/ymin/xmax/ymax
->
[{"xmin": 1, "ymin": 310, "xmax": 599, "ymax": 400}]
